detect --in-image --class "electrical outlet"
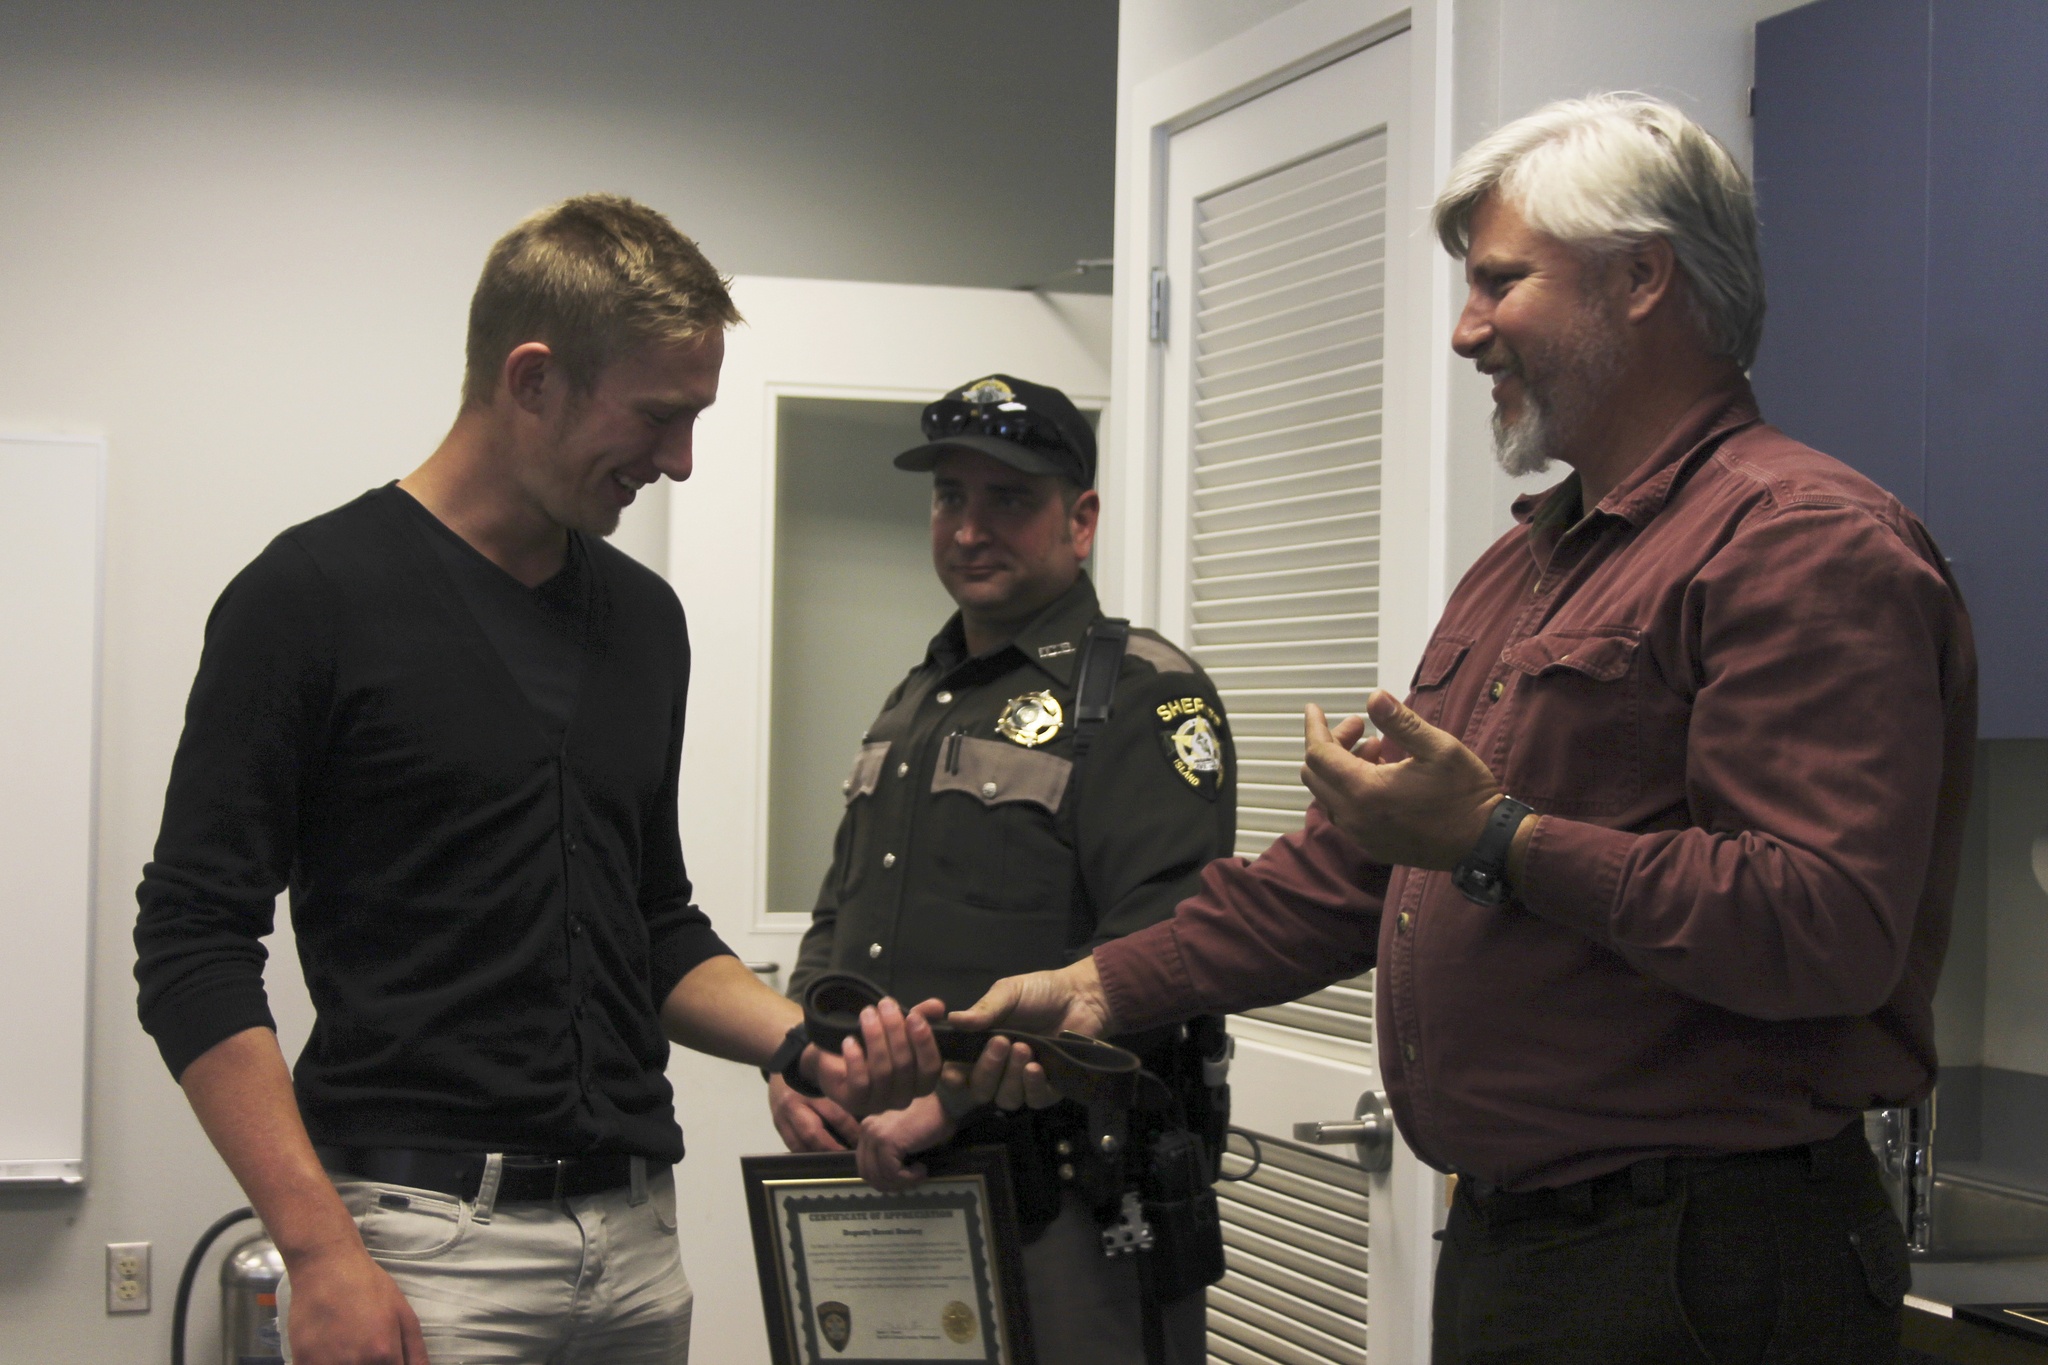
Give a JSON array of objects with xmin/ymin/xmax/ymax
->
[{"xmin": 106, "ymin": 1242, "xmax": 150, "ymax": 1314}]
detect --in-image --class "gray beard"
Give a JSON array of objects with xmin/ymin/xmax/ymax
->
[
  {"xmin": 1489, "ymin": 307, "xmax": 1626, "ymax": 478},
  {"xmin": 1492, "ymin": 404, "xmax": 1556, "ymax": 478}
]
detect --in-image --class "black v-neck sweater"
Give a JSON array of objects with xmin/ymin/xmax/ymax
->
[{"xmin": 135, "ymin": 486, "xmax": 732, "ymax": 1161}]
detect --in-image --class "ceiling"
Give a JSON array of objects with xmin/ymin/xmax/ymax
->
[{"xmin": 0, "ymin": 0, "xmax": 1119, "ymax": 293}]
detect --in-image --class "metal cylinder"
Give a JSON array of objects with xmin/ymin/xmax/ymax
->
[{"xmin": 219, "ymin": 1228, "xmax": 285, "ymax": 1365}]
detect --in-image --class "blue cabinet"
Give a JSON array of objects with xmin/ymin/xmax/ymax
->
[{"xmin": 1754, "ymin": 0, "xmax": 2048, "ymax": 737}]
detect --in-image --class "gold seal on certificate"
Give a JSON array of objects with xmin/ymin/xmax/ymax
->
[{"xmin": 742, "ymin": 1147, "xmax": 1035, "ymax": 1365}]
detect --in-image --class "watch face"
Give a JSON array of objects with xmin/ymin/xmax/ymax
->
[{"xmin": 1452, "ymin": 861, "xmax": 1507, "ymax": 907}]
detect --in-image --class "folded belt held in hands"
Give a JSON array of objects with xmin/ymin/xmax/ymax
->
[{"xmin": 801, "ymin": 972, "xmax": 1142, "ymax": 1161}]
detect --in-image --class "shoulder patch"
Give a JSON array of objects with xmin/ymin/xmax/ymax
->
[
  {"xmin": 1124, "ymin": 631, "xmax": 1197, "ymax": 676},
  {"xmin": 1154, "ymin": 694, "xmax": 1226, "ymax": 801}
]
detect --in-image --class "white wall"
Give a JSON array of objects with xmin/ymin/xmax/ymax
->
[
  {"xmin": 1983, "ymin": 743, "xmax": 2048, "ymax": 1075},
  {"xmin": 1105, "ymin": 0, "xmax": 1806, "ymax": 620},
  {"xmin": 764, "ymin": 398, "xmax": 955, "ymax": 919},
  {"xmin": 0, "ymin": 5, "xmax": 1115, "ymax": 1359}
]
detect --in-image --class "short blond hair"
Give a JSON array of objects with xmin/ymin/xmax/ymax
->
[
  {"xmin": 461, "ymin": 193, "xmax": 741, "ymax": 407},
  {"xmin": 1434, "ymin": 94, "xmax": 1764, "ymax": 370}
]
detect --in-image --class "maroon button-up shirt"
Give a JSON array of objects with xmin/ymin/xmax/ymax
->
[{"xmin": 1096, "ymin": 385, "xmax": 1977, "ymax": 1190}]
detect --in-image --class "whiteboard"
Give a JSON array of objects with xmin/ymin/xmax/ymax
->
[{"xmin": 0, "ymin": 434, "xmax": 104, "ymax": 1186}]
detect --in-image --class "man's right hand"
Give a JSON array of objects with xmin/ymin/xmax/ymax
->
[
  {"xmin": 857, "ymin": 1092, "xmax": 955, "ymax": 1191},
  {"xmin": 806, "ymin": 996, "xmax": 947, "ymax": 1115},
  {"xmin": 284, "ymin": 1242, "xmax": 426, "ymax": 1365},
  {"xmin": 949, "ymin": 956, "xmax": 1115, "ymax": 1038},
  {"xmin": 769, "ymin": 1074, "xmax": 862, "ymax": 1152}
]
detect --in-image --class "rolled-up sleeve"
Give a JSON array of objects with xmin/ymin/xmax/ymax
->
[
  {"xmin": 135, "ymin": 537, "xmax": 335, "ymax": 1079},
  {"xmin": 1516, "ymin": 502, "xmax": 1970, "ymax": 1020}
]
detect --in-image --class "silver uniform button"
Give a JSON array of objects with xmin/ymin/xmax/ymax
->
[
  {"xmin": 868, "ymin": 942, "xmax": 883, "ymax": 959},
  {"xmin": 896, "ymin": 761, "xmax": 909, "ymax": 778},
  {"xmin": 882, "ymin": 852, "xmax": 897, "ymax": 868},
  {"xmin": 981, "ymin": 781, "xmax": 998, "ymax": 799},
  {"xmin": 935, "ymin": 690, "xmax": 954, "ymax": 705}
]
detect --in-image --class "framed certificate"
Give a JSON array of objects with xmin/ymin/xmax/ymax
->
[{"xmin": 741, "ymin": 1145, "xmax": 1035, "ymax": 1365}]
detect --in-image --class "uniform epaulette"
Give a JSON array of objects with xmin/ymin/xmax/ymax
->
[{"xmin": 1124, "ymin": 630, "xmax": 1199, "ymax": 677}]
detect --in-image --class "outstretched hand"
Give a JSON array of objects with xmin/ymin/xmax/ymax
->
[
  {"xmin": 948, "ymin": 957, "xmax": 1114, "ymax": 1038},
  {"xmin": 1300, "ymin": 690, "xmax": 1505, "ymax": 870}
]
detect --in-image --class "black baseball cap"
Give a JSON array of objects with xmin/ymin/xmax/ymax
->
[{"xmin": 893, "ymin": 374, "xmax": 1096, "ymax": 488}]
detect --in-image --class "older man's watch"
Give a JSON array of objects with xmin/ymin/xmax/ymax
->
[{"xmin": 1451, "ymin": 797, "xmax": 1534, "ymax": 906}]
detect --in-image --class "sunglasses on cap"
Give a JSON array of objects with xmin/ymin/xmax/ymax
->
[{"xmin": 920, "ymin": 397, "xmax": 1074, "ymax": 457}]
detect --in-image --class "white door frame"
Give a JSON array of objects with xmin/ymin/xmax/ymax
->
[
  {"xmin": 1098, "ymin": 7, "xmax": 1456, "ymax": 1361},
  {"xmin": 662, "ymin": 276, "xmax": 1109, "ymax": 1364},
  {"xmin": 669, "ymin": 276, "xmax": 1109, "ymax": 940}
]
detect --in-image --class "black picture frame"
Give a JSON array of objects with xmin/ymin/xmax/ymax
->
[{"xmin": 741, "ymin": 1145, "xmax": 1036, "ymax": 1365}]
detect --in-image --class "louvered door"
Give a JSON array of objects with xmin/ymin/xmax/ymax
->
[
  {"xmin": 1157, "ymin": 27, "xmax": 1423, "ymax": 1363},
  {"xmin": 1212, "ymin": 1134, "xmax": 1371, "ymax": 1365},
  {"xmin": 1186, "ymin": 127, "xmax": 1386, "ymax": 864}
]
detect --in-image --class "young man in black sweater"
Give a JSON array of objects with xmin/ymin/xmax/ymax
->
[{"xmin": 135, "ymin": 195, "xmax": 939, "ymax": 1365}]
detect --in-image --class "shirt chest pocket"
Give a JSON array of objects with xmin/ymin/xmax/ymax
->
[
  {"xmin": 1405, "ymin": 634, "xmax": 1473, "ymax": 728},
  {"xmin": 1496, "ymin": 628, "xmax": 1646, "ymax": 817},
  {"xmin": 835, "ymin": 741, "xmax": 893, "ymax": 900},
  {"xmin": 928, "ymin": 737, "xmax": 1075, "ymax": 915}
]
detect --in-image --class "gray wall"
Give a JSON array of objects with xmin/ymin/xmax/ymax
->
[
  {"xmin": 0, "ymin": 4, "xmax": 1115, "ymax": 1358},
  {"xmin": 765, "ymin": 399, "xmax": 957, "ymax": 920}
]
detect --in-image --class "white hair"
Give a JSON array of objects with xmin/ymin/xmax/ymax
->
[{"xmin": 1434, "ymin": 93, "xmax": 1765, "ymax": 370}]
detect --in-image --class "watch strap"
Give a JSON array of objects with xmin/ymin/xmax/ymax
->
[
  {"xmin": 763, "ymin": 1022, "xmax": 823, "ymax": 1098},
  {"xmin": 1452, "ymin": 796, "xmax": 1534, "ymax": 906}
]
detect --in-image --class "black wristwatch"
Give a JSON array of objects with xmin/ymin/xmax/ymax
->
[
  {"xmin": 1451, "ymin": 797, "xmax": 1535, "ymax": 906},
  {"xmin": 762, "ymin": 1023, "xmax": 823, "ymax": 1098}
]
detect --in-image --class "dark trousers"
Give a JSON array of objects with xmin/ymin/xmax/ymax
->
[
  {"xmin": 1432, "ymin": 1123, "xmax": 1910, "ymax": 1364},
  {"xmin": 1019, "ymin": 1193, "xmax": 1206, "ymax": 1365}
]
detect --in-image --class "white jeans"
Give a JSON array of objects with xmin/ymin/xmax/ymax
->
[{"xmin": 283, "ymin": 1156, "xmax": 693, "ymax": 1364}]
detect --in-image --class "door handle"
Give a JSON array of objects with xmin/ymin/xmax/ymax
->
[
  {"xmin": 1294, "ymin": 1090, "xmax": 1392, "ymax": 1173},
  {"xmin": 745, "ymin": 961, "xmax": 782, "ymax": 975}
]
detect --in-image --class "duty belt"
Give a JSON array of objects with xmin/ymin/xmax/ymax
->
[{"xmin": 801, "ymin": 972, "xmax": 1143, "ymax": 1162}]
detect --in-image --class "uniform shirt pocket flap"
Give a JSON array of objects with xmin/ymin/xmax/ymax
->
[
  {"xmin": 1412, "ymin": 635, "xmax": 1473, "ymax": 690},
  {"xmin": 843, "ymin": 740, "xmax": 891, "ymax": 803},
  {"xmin": 1501, "ymin": 630, "xmax": 1639, "ymax": 682},
  {"xmin": 932, "ymin": 736, "xmax": 1073, "ymax": 814}
]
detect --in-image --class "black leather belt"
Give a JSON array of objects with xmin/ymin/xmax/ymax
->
[
  {"xmin": 800, "ymin": 972, "xmax": 1144, "ymax": 1162},
  {"xmin": 1460, "ymin": 1121, "xmax": 1867, "ymax": 1219},
  {"xmin": 315, "ymin": 1145, "xmax": 639, "ymax": 1203}
]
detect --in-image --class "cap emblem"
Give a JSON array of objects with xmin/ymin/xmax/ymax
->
[
  {"xmin": 961, "ymin": 378, "xmax": 1016, "ymax": 405},
  {"xmin": 995, "ymin": 690, "xmax": 1064, "ymax": 747}
]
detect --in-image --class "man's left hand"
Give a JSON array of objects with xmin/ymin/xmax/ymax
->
[{"xmin": 1301, "ymin": 690, "xmax": 1504, "ymax": 870}]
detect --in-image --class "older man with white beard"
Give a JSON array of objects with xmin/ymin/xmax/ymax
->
[{"xmin": 947, "ymin": 95, "xmax": 1977, "ymax": 1363}]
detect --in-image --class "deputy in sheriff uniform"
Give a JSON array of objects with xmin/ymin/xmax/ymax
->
[{"xmin": 769, "ymin": 375, "xmax": 1235, "ymax": 1365}]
